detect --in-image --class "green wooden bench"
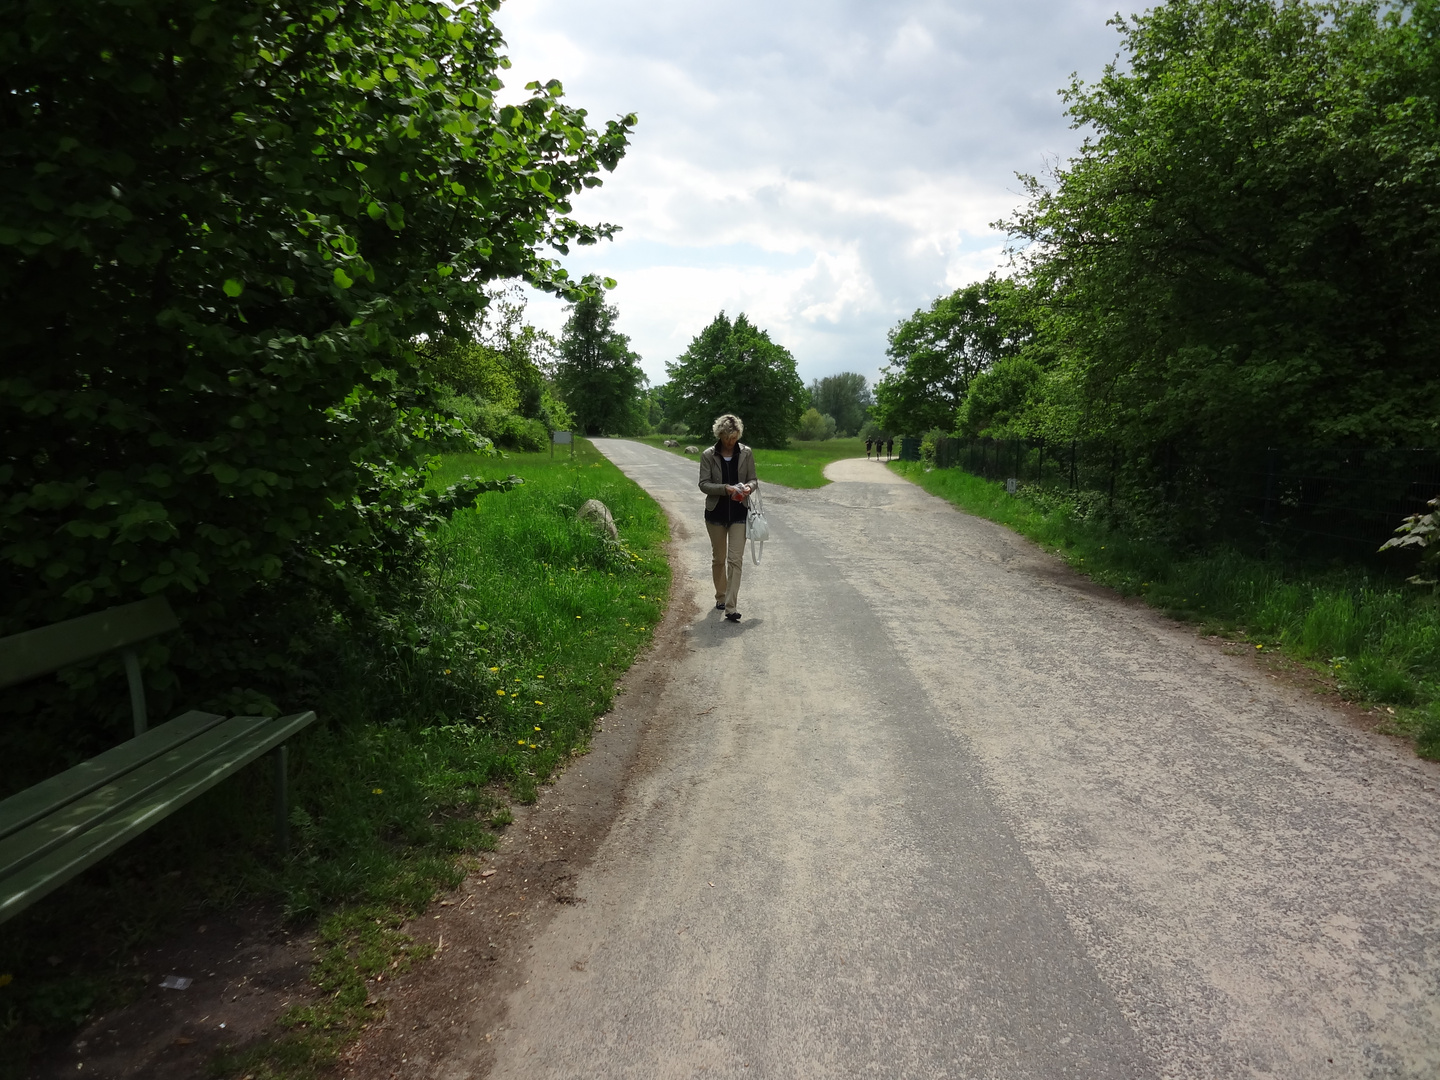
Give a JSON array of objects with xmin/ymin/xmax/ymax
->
[{"xmin": 0, "ymin": 597, "xmax": 317, "ymax": 924}]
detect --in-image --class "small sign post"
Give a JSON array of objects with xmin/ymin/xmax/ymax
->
[
  {"xmin": 1006, "ymin": 477, "xmax": 1018, "ymax": 494},
  {"xmin": 551, "ymin": 430, "xmax": 573, "ymax": 459}
]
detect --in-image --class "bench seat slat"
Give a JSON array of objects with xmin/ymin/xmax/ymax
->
[
  {"xmin": 0, "ymin": 711, "xmax": 316, "ymax": 924},
  {"xmin": 0, "ymin": 716, "xmax": 272, "ymax": 879},
  {"xmin": 0, "ymin": 711, "xmax": 229, "ymax": 842}
]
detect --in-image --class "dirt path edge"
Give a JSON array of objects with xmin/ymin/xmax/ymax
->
[{"xmin": 337, "ymin": 526, "xmax": 698, "ymax": 1080}]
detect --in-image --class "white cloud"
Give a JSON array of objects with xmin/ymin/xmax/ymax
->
[{"xmin": 498, "ymin": 0, "xmax": 1124, "ymax": 386}]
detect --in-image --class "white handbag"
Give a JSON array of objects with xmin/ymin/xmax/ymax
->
[{"xmin": 746, "ymin": 489, "xmax": 770, "ymax": 564}]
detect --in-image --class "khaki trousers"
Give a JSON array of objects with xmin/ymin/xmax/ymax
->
[{"xmin": 706, "ymin": 520, "xmax": 746, "ymax": 612}]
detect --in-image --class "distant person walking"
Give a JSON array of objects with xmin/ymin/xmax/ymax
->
[
  {"xmin": 887, "ymin": 436, "xmax": 894, "ymax": 461},
  {"xmin": 865, "ymin": 437, "xmax": 874, "ymax": 460},
  {"xmin": 699, "ymin": 414, "xmax": 758, "ymax": 623}
]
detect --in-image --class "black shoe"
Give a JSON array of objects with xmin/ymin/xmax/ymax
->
[
  {"xmin": 725, "ymin": 611, "xmax": 741, "ymax": 622},
  {"xmin": 716, "ymin": 601, "xmax": 726, "ymax": 610}
]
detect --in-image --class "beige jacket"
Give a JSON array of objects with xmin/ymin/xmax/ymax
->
[{"xmin": 698, "ymin": 443, "xmax": 760, "ymax": 513}]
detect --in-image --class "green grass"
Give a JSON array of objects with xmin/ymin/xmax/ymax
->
[
  {"xmin": 891, "ymin": 461, "xmax": 1440, "ymax": 755},
  {"xmin": 0, "ymin": 439, "xmax": 670, "ymax": 1079},
  {"xmin": 627, "ymin": 434, "xmax": 875, "ymax": 488}
]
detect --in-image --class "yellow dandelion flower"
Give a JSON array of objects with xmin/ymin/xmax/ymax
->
[
  {"xmin": 489, "ymin": 666, "xmax": 499, "ymax": 672},
  {"xmin": 444, "ymin": 669, "xmax": 451, "ymax": 675},
  {"xmin": 497, "ymin": 689, "xmax": 505, "ymax": 696},
  {"xmin": 535, "ymin": 700, "xmax": 544, "ymax": 705},
  {"xmin": 517, "ymin": 739, "xmax": 525, "ymax": 745},
  {"xmin": 372, "ymin": 788, "xmax": 384, "ymax": 795},
  {"xmin": 537, "ymin": 674, "xmax": 544, "ymax": 679},
  {"xmin": 534, "ymin": 726, "xmax": 542, "ymax": 731}
]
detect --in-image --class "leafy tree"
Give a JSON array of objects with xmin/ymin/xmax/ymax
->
[
  {"xmin": 555, "ymin": 278, "xmax": 648, "ymax": 435},
  {"xmin": 955, "ymin": 357, "xmax": 1045, "ymax": 439},
  {"xmin": 1006, "ymin": 0, "xmax": 1440, "ymax": 452},
  {"xmin": 0, "ymin": 0, "xmax": 632, "ymax": 728},
  {"xmin": 665, "ymin": 313, "xmax": 805, "ymax": 449},
  {"xmin": 795, "ymin": 408, "xmax": 837, "ymax": 441},
  {"xmin": 420, "ymin": 285, "xmax": 570, "ymax": 447},
  {"xmin": 874, "ymin": 275, "xmax": 1034, "ymax": 435},
  {"xmin": 809, "ymin": 373, "xmax": 873, "ymax": 437}
]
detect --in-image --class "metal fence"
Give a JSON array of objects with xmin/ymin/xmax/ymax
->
[{"xmin": 931, "ymin": 436, "xmax": 1440, "ymax": 560}]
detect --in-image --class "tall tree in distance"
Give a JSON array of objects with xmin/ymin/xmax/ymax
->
[
  {"xmin": 666, "ymin": 313, "xmax": 805, "ymax": 449},
  {"xmin": 556, "ymin": 278, "xmax": 647, "ymax": 435},
  {"xmin": 808, "ymin": 372, "xmax": 873, "ymax": 436},
  {"xmin": 874, "ymin": 275, "xmax": 1034, "ymax": 435}
]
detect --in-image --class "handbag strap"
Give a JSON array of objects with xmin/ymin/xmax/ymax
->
[{"xmin": 747, "ymin": 489, "xmax": 764, "ymax": 564}]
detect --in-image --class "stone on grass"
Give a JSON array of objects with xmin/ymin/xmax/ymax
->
[
  {"xmin": 684, "ymin": 445, "xmax": 700, "ymax": 454},
  {"xmin": 577, "ymin": 498, "xmax": 618, "ymax": 540}
]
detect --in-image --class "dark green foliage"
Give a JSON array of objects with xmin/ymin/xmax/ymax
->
[
  {"xmin": 0, "ymin": 442, "xmax": 671, "ymax": 1074},
  {"xmin": 1006, "ymin": 0, "xmax": 1440, "ymax": 452},
  {"xmin": 0, "ymin": 0, "xmax": 633, "ymax": 745},
  {"xmin": 956, "ymin": 357, "xmax": 1044, "ymax": 439},
  {"xmin": 808, "ymin": 372, "xmax": 873, "ymax": 437},
  {"xmin": 666, "ymin": 312, "xmax": 805, "ymax": 449},
  {"xmin": 555, "ymin": 277, "xmax": 648, "ymax": 435},
  {"xmin": 874, "ymin": 275, "xmax": 1035, "ymax": 436}
]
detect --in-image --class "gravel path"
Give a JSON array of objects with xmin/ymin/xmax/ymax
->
[{"xmin": 443, "ymin": 441, "xmax": 1440, "ymax": 1079}]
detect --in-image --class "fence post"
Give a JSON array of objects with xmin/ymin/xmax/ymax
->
[{"xmin": 1262, "ymin": 447, "xmax": 1277, "ymax": 526}]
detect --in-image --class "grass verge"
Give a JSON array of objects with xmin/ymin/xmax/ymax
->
[
  {"xmin": 0, "ymin": 439, "xmax": 670, "ymax": 1079},
  {"xmin": 626, "ymin": 434, "xmax": 878, "ymax": 488},
  {"xmin": 891, "ymin": 461, "xmax": 1440, "ymax": 756}
]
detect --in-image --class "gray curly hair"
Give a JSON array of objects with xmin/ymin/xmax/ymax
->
[{"xmin": 712, "ymin": 413, "xmax": 744, "ymax": 440}]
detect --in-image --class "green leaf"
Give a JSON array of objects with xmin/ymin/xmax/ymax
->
[
  {"xmin": 334, "ymin": 267, "xmax": 355, "ymax": 289},
  {"xmin": 223, "ymin": 278, "xmax": 245, "ymax": 298}
]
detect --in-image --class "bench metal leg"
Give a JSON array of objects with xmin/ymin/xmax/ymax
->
[
  {"xmin": 273, "ymin": 744, "xmax": 289, "ymax": 852},
  {"xmin": 123, "ymin": 649, "xmax": 148, "ymax": 737}
]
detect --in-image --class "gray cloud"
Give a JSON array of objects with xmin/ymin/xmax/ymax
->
[{"xmin": 499, "ymin": 0, "xmax": 1126, "ymax": 385}]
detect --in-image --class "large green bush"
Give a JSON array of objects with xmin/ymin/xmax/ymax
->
[{"xmin": 0, "ymin": 0, "xmax": 633, "ymax": 752}]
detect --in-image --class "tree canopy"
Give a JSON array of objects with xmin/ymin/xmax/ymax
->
[
  {"xmin": 555, "ymin": 278, "xmax": 648, "ymax": 435},
  {"xmin": 665, "ymin": 313, "xmax": 805, "ymax": 449},
  {"xmin": 877, "ymin": 0, "xmax": 1440, "ymax": 469},
  {"xmin": 809, "ymin": 373, "xmax": 873, "ymax": 437},
  {"xmin": 1006, "ymin": 0, "xmax": 1440, "ymax": 451},
  {"xmin": 873, "ymin": 276, "xmax": 1034, "ymax": 436},
  {"xmin": 0, "ymin": 0, "xmax": 633, "ymax": 723}
]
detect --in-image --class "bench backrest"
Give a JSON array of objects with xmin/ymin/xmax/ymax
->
[{"xmin": 0, "ymin": 598, "xmax": 180, "ymax": 736}]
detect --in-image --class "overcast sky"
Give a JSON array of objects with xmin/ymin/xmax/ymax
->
[{"xmin": 497, "ymin": 0, "xmax": 1128, "ymax": 389}]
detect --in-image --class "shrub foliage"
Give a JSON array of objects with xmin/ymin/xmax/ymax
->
[{"xmin": 0, "ymin": 0, "xmax": 633, "ymax": 743}]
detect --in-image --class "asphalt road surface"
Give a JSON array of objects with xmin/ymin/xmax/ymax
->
[{"xmin": 446, "ymin": 440, "xmax": 1440, "ymax": 1079}]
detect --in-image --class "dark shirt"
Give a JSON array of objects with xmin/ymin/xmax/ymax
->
[{"xmin": 704, "ymin": 450, "xmax": 746, "ymax": 527}]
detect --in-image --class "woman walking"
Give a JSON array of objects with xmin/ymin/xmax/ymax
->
[{"xmin": 699, "ymin": 413, "xmax": 759, "ymax": 623}]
